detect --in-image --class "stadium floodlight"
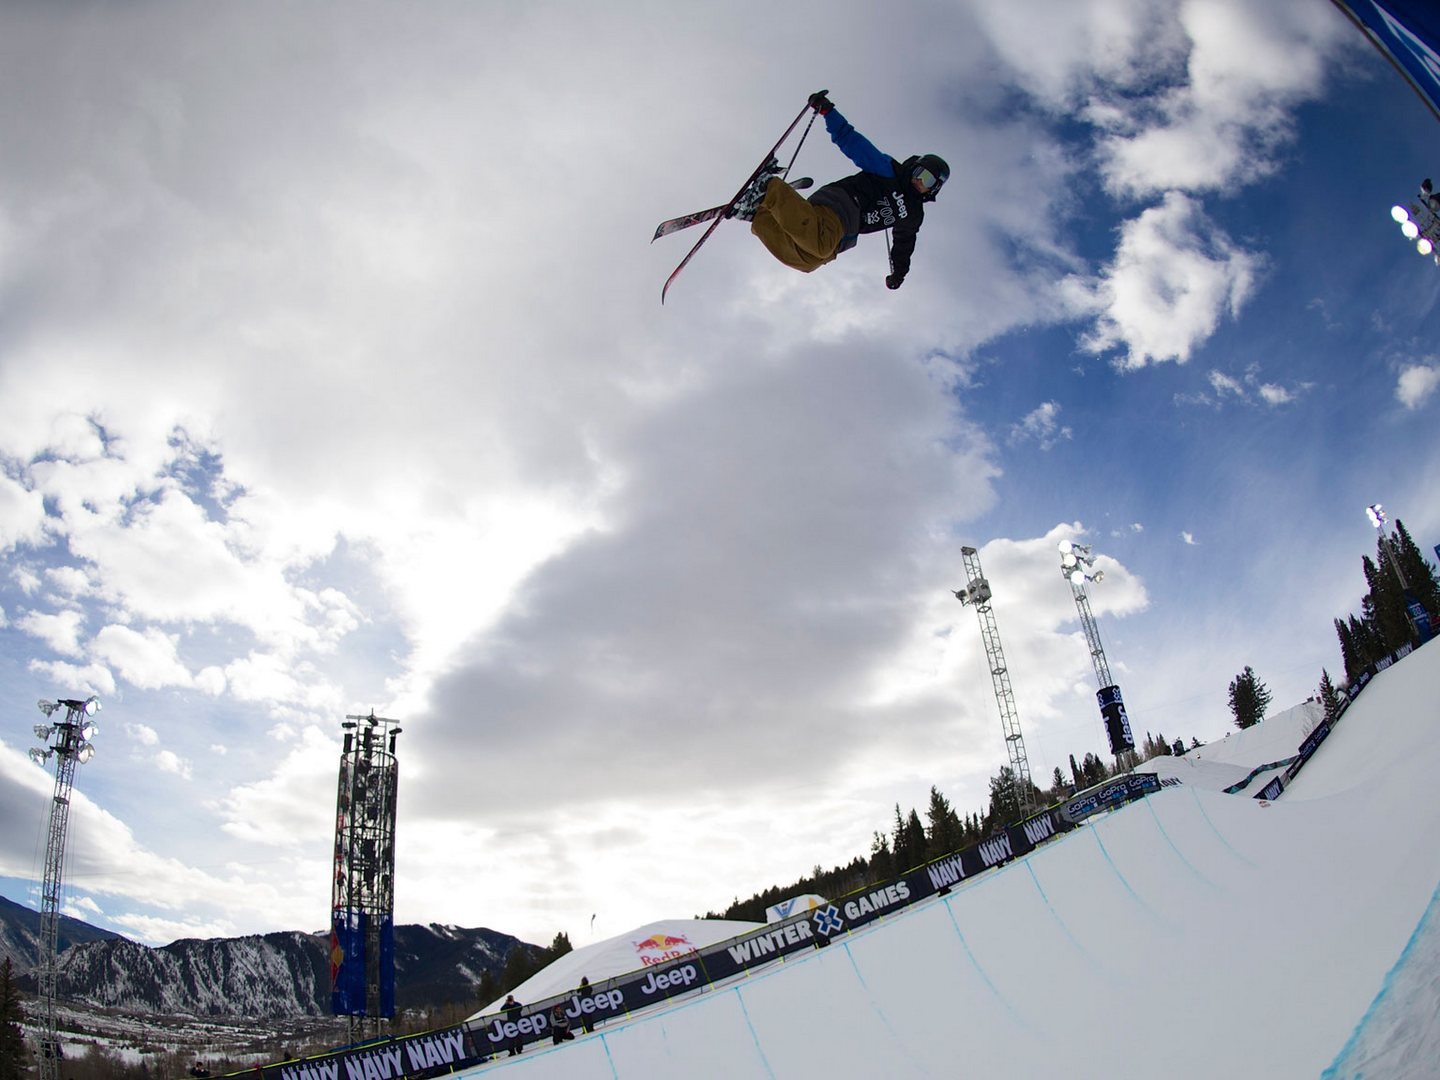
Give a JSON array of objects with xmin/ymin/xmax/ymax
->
[
  {"xmin": 29, "ymin": 748, "xmax": 49, "ymax": 766},
  {"xmin": 37, "ymin": 699, "xmax": 59, "ymax": 717},
  {"xmin": 1366, "ymin": 503, "xmax": 1386, "ymax": 529},
  {"xmin": 1393, "ymin": 205, "xmax": 1411, "ymax": 223},
  {"xmin": 1420, "ymin": 239, "xmax": 1434, "ymax": 256},
  {"xmin": 1058, "ymin": 540, "xmax": 1102, "ymax": 585},
  {"xmin": 1402, "ymin": 220, "xmax": 1420, "ymax": 239}
]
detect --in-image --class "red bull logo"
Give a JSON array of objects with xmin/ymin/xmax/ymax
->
[{"xmin": 632, "ymin": 932, "xmax": 697, "ymax": 966}]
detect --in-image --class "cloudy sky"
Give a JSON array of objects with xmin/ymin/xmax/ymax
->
[{"xmin": 1, "ymin": 0, "xmax": 1438, "ymax": 950}]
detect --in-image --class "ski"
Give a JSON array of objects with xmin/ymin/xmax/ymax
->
[
  {"xmin": 652, "ymin": 178, "xmax": 813, "ymax": 242},
  {"xmin": 660, "ymin": 96, "xmax": 823, "ymax": 304}
]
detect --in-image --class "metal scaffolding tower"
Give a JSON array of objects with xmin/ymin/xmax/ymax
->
[
  {"xmin": 954, "ymin": 546, "xmax": 1037, "ymax": 819},
  {"xmin": 29, "ymin": 695, "xmax": 101, "ymax": 1080},
  {"xmin": 1070, "ymin": 584, "xmax": 1113, "ymax": 688},
  {"xmin": 1059, "ymin": 541, "xmax": 1134, "ymax": 762},
  {"xmin": 331, "ymin": 710, "xmax": 402, "ymax": 1042}
]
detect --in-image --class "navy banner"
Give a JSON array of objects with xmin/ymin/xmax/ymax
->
[{"xmin": 1334, "ymin": 0, "xmax": 1440, "ymax": 122}]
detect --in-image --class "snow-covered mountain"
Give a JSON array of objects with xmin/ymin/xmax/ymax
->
[
  {"xmin": 0, "ymin": 896, "xmax": 529, "ymax": 1018},
  {"xmin": 0, "ymin": 894, "xmax": 123, "ymax": 973}
]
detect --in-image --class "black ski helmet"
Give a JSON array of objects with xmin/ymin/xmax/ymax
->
[{"xmin": 912, "ymin": 154, "xmax": 950, "ymax": 201}]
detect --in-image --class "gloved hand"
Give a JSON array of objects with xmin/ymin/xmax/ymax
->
[
  {"xmin": 885, "ymin": 273, "xmax": 904, "ymax": 290},
  {"xmin": 808, "ymin": 90, "xmax": 833, "ymax": 115}
]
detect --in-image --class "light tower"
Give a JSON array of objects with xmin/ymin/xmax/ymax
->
[
  {"xmin": 29, "ymin": 694, "xmax": 100, "ymax": 1080},
  {"xmin": 954, "ymin": 545, "xmax": 1037, "ymax": 820},
  {"xmin": 1058, "ymin": 541, "xmax": 1135, "ymax": 765},
  {"xmin": 1390, "ymin": 200, "xmax": 1440, "ymax": 267},
  {"xmin": 1366, "ymin": 503, "xmax": 1430, "ymax": 641},
  {"xmin": 331, "ymin": 710, "xmax": 401, "ymax": 1041}
]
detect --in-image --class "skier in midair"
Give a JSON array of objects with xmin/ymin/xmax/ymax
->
[{"xmin": 730, "ymin": 91, "xmax": 949, "ymax": 289}]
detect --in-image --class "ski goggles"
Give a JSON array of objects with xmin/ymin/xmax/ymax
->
[{"xmin": 912, "ymin": 166, "xmax": 941, "ymax": 193}]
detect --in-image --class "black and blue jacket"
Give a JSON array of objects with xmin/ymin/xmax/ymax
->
[{"xmin": 812, "ymin": 108, "xmax": 925, "ymax": 279}]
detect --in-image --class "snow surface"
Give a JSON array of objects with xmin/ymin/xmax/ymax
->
[{"xmin": 455, "ymin": 644, "xmax": 1440, "ymax": 1078}]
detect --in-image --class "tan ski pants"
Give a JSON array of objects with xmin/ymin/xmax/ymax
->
[{"xmin": 750, "ymin": 178, "xmax": 844, "ymax": 273}]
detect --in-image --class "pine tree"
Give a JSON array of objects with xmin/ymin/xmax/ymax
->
[
  {"xmin": 987, "ymin": 766, "xmax": 1021, "ymax": 830},
  {"xmin": 1081, "ymin": 752, "xmax": 1108, "ymax": 787},
  {"xmin": 903, "ymin": 809, "xmax": 927, "ymax": 868},
  {"xmin": 1050, "ymin": 766, "xmax": 1069, "ymax": 800},
  {"xmin": 869, "ymin": 830, "xmax": 894, "ymax": 881},
  {"xmin": 1228, "ymin": 665, "xmax": 1272, "ymax": 729},
  {"xmin": 925, "ymin": 786, "xmax": 964, "ymax": 859},
  {"xmin": 1, "ymin": 957, "xmax": 31, "ymax": 1080},
  {"xmin": 1348, "ymin": 613, "xmax": 1382, "ymax": 669},
  {"xmin": 1069, "ymin": 753, "xmax": 1083, "ymax": 789},
  {"xmin": 1363, "ymin": 554, "xmax": 1412, "ymax": 651},
  {"xmin": 1393, "ymin": 519, "xmax": 1440, "ymax": 622},
  {"xmin": 1335, "ymin": 617, "xmax": 1361, "ymax": 683},
  {"xmin": 1318, "ymin": 668, "xmax": 1343, "ymax": 722},
  {"xmin": 890, "ymin": 805, "xmax": 910, "ymax": 867}
]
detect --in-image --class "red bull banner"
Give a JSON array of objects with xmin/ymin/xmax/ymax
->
[{"xmin": 631, "ymin": 930, "xmax": 698, "ymax": 966}]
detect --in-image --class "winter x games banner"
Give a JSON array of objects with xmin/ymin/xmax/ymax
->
[{"xmin": 1333, "ymin": 0, "xmax": 1440, "ymax": 121}]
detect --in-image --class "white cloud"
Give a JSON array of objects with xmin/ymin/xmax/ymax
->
[
  {"xmin": 1065, "ymin": 193, "xmax": 1262, "ymax": 369},
  {"xmin": 1008, "ymin": 401, "xmax": 1073, "ymax": 450},
  {"xmin": 195, "ymin": 666, "xmax": 227, "ymax": 696},
  {"xmin": 45, "ymin": 566, "xmax": 95, "ymax": 599},
  {"xmin": 155, "ymin": 749, "xmax": 192, "ymax": 780},
  {"xmin": 1256, "ymin": 382, "xmax": 1295, "ymax": 405},
  {"xmin": 126, "ymin": 722, "xmax": 160, "ymax": 746},
  {"xmin": 18, "ymin": 608, "xmax": 86, "ymax": 657},
  {"xmin": 1093, "ymin": 0, "xmax": 1344, "ymax": 197},
  {"xmin": 26, "ymin": 659, "xmax": 114, "ymax": 698},
  {"xmin": 64, "ymin": 895, "xmax": 105, "ymax": 919},
  {"xmin": 1182, "ymin": 531, "xmax": 1199, "ymax": 545},
  {"xmin": 0, "ymin": 472, "xmax": 45, "ymax": 552},
  {"xmin": 217, "ymin": 725, "xmax": 337, "ymax": 848},
  {"xmin": 1397, "ymin": 364, "xmax": 1440, "ymax": 409},
  {"xmin": 1180, "ymin": 366, "xmax": 1309, "ymax": 408},
  {"xmin": 1209, "ymin": 371, "xmax": 1245, "ymax": 397},
  {"xmin": 92, "ymin": 624, "xmax": 194, "ymax": 690}
]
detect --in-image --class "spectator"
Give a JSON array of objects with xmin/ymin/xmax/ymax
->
[
  {"xmin": 503, "ymin": 994, "xmax": 524, "ymax": 1056},
  {"xmin": 551, "ymin": 1002, "xmax": 574, "ymax": 1044},
  {"xmin": 577, "ymin": 976, "xmax": 595, "ymax": 1033}
]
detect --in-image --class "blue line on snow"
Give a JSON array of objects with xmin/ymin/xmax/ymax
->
[
  {"xmin": 1322, "ymin": 871, "xmax": 1440, "ymax": 1078},
  {"xmin": 1026, "ymin": 859, "xmax": 1091, "ymax": 960},
  {"xmin": 735, "ymin": 987, "xmax": 777, "ymax": 1080},
  {"xmin": 1144, "ymin": 796, "xmax": 1218, "ymax": 890},
  {"xmin": 943, "ymin": 895, "xmax": 1029, "ymax": 1032},
  {"xmin": 1188, "ymin": 784, "xmax": 1257, "ymax": 867}
]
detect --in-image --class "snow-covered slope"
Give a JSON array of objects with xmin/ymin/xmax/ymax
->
[{"xmin": 462, "ymin": 643, "xmax": 1440, "ymax": 1079}]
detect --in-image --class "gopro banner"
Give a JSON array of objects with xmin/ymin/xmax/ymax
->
[
  {"xmin": 1059, "ymin": 772, "xmax": 1159, "ymax": 824},
  {"xmin": 1334, "ymin": 0, "xmax": 1440, "ymax": 120}
]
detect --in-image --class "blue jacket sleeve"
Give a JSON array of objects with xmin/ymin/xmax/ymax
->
[{"xmin": 824, "ymin": 108, "xmax": 895, "ymax": 177}]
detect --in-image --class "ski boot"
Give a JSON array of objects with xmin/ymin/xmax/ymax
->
[{"xmin": 727, "ymin": 157, "xmax": 784, "ymax": 221}]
